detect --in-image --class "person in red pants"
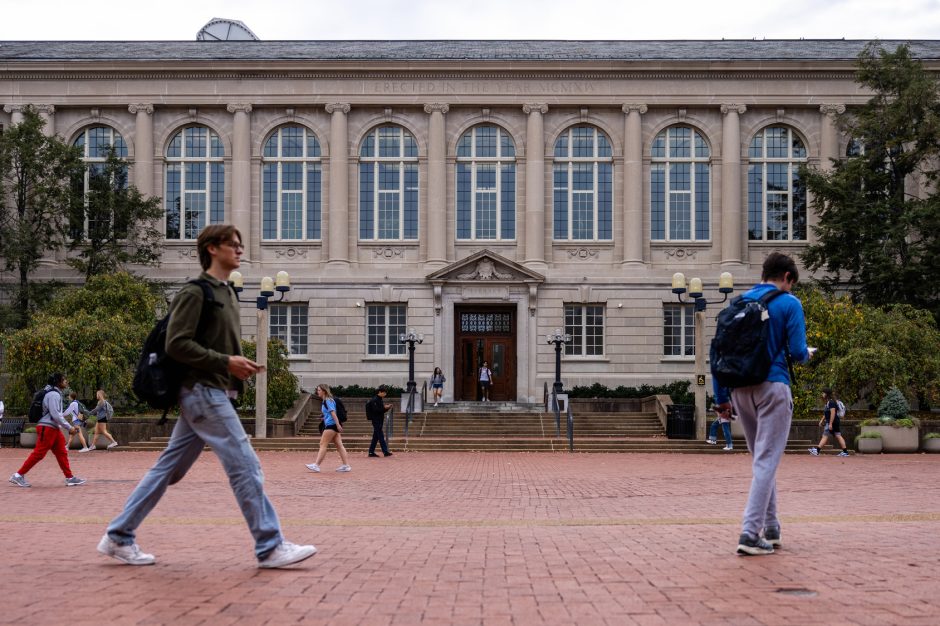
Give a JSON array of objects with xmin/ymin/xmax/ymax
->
[{"xmin": 9, "ymin": 373, "xmax": 86, "ymax": 488}]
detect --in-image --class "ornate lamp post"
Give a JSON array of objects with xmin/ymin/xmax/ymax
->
[
  {"xmin": 229, "ymin": 270, "xmax": 291, "ymax": 439},
  {"xmin": 671, "ymin": 271, "xmax": 734, "ymax": 439},
  {"xmin": 546, "ymin": 328, "xmax": 571, "ymax": 396},
  {"xmin": 399, "ymin": 328, "xmax": 424, "ymax": 411}
]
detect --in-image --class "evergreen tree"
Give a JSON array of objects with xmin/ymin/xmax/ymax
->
[
  {"xmin": 0, "ymin": 107, "xmax": 84, "ymax": 328},
  {"xmin": 800, "ymin": 43, "xmax": 940, "ymax": 322},
  {"xmin": 67, "ymin": 147, "xmax": 163, "ymax": 280}
]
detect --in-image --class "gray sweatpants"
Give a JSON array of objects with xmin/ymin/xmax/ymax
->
[{"xmin": 731, "ymin": 381, "xmax": 793, "ymax": 537}]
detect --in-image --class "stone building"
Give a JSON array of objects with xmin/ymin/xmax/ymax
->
[{"xmin": 2, "ymin": 40, "xmax": 938, "ymax": 401}]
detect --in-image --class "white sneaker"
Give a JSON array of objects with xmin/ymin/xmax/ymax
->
[
  {"xmin": 107, "ymin": 441, "xmax": 119, "ymax": 449},
  {"xmin": 336, "ymin": 465, "xmax": 352, "ymax": 472},
  {"xmin": 305, "ymin": 463, "xmax": 320, "ymax": 472},
  {"xmin": 722, "ymin": 445, "xmax": 734, "ymax": 451},
  {"xmin": 434, "ymin": 402, "xmax": 438, "ymax": 407},
  {"xmin": 706, "ymin": 439, "xmax": 717, "ymax": 445},
  {"xmin": 258, "ymin": 541, "xmax": 317, "ymax": 569},
  {"xmin": 97, "ymin": 534, "xmax": 155, "ymax": 565},
  {"xmin": 79, "ymin": 447, "xmax": 92, "ymax": 453}
]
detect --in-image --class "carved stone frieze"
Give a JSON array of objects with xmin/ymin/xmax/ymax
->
[
  {"xmin": 226, "ymin": 103, "xmax": 253, "ymax": 114},
  {"xmin": 274, "ymin": 247, "xmax": 309, "ymax": 259},
  {"xmin": 522, "ymin": 103, "xmax": 548, "ymax": 115},
  {"xmin": 622, "ymin": 103, "xmax": 648, "ymax": 115},
  {"xmin": 662, "ymin": 248, "xmax": 699, "ymax": 260},
  {"xmin": 325, "ymin": 103, "xmax": 351, "ymax": 115},
  {"xmin": 819, "ymin": 103, "xmax": 846, "ymax": 118},
  {"xmin": 423, "ymin": 103, "xmax": 449, "ymax": 114},
  {"xmin": 456, "ymin": 258, "xmax": 514, "ymax": 281},
  {"xmin": 372, "ymin": 247, "xmax": 403, "ymax": 259},
  {"xmin": 566, "ymin": 248, "xmax": 599, "ymax": 260},
  {"xmin": 177, "ymin": 249, "xmax": 198, "ymax": 259},
  {"xmin": 128, "ymin": 103, "xmax": 154, "ymax": 115}
]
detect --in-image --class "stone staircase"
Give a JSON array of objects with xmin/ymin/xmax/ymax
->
[{"xmin": 125, "ymin": 400, "xmax": 815, "ymax": 453}]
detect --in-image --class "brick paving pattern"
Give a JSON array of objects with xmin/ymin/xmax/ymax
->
[{"xmin": 1, "ymin": 448, "xmax": 938, "ymax": 625}]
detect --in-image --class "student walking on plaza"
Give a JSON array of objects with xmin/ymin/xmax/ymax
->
[
  {"xmin": 430, "ymin": 367, "xmax": 445, "ymax": 407},
  {"xmin": 85, "ymin": 389, "xmax": 119, "ymax": 450},
  {"xmin": 712, "ymin": 252, "xmax": 813, "ymax": 556},
  {"xmin": 63, "ymin": 391, "xmax": 93, "ymax": 453},
  {"xmin": 809, "ymin": 389, "xmax": 849, "ymax": 457},
  {"xmin": 9, "ymin": 373, "xmax": 86, "ymax": 488},
  {"xmin": 305, "ymin": 384, "xmax": 351, "ymax": 472},
  {"xmin": 706, "ymin": 404, "xmax": 735, "ymax": 451},
  {"xmin": 98, "ymin": 224, "xmax": 316, "ymax": 568},
  {"xmin": 366, "ymin": 384, "xmax": 392, "ymax": 458}
]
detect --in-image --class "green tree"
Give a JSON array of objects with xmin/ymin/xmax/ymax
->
[
  {"xmin": 67, "ymin": 147, "xmax": 163, "ymax": 280},
  {"xmin": 239, "ymin": 338, "xmax": 300, "ymax": 418},
  {"xmin": 800, "ymin": 43, "xmax": 940, "ymax": 322},
  {"xmin": 0, "ymin": 107, "xmax": 84, "ymax": 329}
]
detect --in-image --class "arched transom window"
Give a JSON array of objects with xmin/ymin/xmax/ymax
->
[
  {"xmin": 71, "ymin": 126, "xmax": 128, "ymax": 239},
  {"xmin": 747, "ymin": 126, "xmax": 807, "ymax": 241},
  {"xmin": 262, "ymin": 125, "xmax": 322, "ymax": 241},
  {"xmin": 359, "ymin": 125, "xmax": 419, "ymax": 240},
  {"xmin": 456, "ymin": 125, "xmax": 516, "ymax": 240},
  {"xmin": 165, "ymin": 125, "xmax": 224, "ymax": 240},
  {"xmin": 651, "ymin": 126, "xmax": 710, "ymax": 241},
  {"xmin": 553, "ymin": 126, "xmax": 613, "ymax": 241}
]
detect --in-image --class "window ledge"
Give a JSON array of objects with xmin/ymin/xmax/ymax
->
[
  {"xmin": 563, "ymin": 356, "xmax": 610, "ymax": 363},
  {"xmin": 661, "ymin": 356, "xmax": 695, "ymax": 363},
  {"xmin": 361, "ymin": 356, "xmax": 409, "ymax": 362}
]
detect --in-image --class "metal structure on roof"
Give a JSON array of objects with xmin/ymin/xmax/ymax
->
[{"xmin": 195, "ymin": 18, "xmax": 259, "ymax": 42}]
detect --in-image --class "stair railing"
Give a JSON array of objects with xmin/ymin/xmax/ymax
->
[
  {"xmin": 566, "ymin": 398, "xmax": 574, "ymax": 451},
  {"xmin": 385, "ymin": 406, "xmax": 395, "ymax": 441},
  {"xmin": 550, "ymin": 387, "xmax": 561, "ymax": 436},
  {"xmin": 421, "ymin": 380, "xmax": 428, "ymax": 408},
  {"xmin": 403, "ymin": 385, "xmax": 417, "ymax": 438}
]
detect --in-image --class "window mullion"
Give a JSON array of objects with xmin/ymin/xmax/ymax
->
[{"xmin": 470, "ymin": 161, "xmax": 477, "ymax": 240}]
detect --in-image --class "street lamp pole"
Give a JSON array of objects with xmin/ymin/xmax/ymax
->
[
  {"xmin": 229, "ymin": 270, "xmax": 291, "ymax": 439},
  {"xmin": 671, "ymin": 272, "xmax": 734, "ymax": 439},
  {"xmin": 546, "ymin": 328, "xmax": 571, "ymax": 396},
  {"xmin": 399, "ymin": 328, "xmax": 424, "ymax": 402}
]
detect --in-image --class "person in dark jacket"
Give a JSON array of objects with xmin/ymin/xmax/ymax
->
[{"xmin": 366, "ymin": 385, "xmax": 392, "ymax": 458}]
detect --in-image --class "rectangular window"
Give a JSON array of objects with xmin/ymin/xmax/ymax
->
[
  {"xmin": 564, "ymin": 304, "xmax": 605, "ymax": 356},
  {"xmin": 663, "ymin": 304, "xmax": 694, "ymax": 357},
  {"xmin": 367, "ymin": 304, "xmax": 406, "ymax": 356},
  {"xmin": 270, "ymin": 304, "xmax": 309, "ymax": 356}
]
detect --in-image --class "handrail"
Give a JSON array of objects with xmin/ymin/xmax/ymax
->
[
  {"xmin": 566, "ymin": 399, "xmax": 574, "ymax": 452},
  {"xmin": 421, "ymin": 380, "xmax": 428, "ymax": 408},
  {"xmin": 543, "ymin": 381, "xmax": 548, "ymax": 407},
  {"xmin": 385, "ymin": 406, "xmax": 395, "ymax": 441},
  {"xmin": 550, "ymin": 388, "xmax": 561, "ymax": 436},
  {"xmin": 403, "ymin": 385, "xmax": 417, "ymax": 438}
]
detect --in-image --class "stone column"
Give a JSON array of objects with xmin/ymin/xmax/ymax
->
[
  {"xmin": 227, "ymin": 103, "xmax": 253, "ymax": 257},
  {"xmin": 35, "ymin": 104, "xmax": 55, "ymax": 136},
  {"xmin": 326, "ymin": 103, "xmax": 351, "ymax": 266},
  {"xmin": 819, "ymin": 104, "xmax": 845, "ymax": 172},
  {"xmin": 622, "ymin": 103, "xmax": 647, "ymax": 265},
  {"xmin": 3, "ymin": 104, "xmax": 26, "ymax": 126},
  {"xmin": 424, "ymin": 103, "xmax": 449, "ymax": 266},
  {"xmin": 128, "ymin": 104, "xmax": 154, "ymax": 196},
  {"xmin": 720, "ymin": 104, "xmax": 746, "ymax": 265},
  {"xmin": 523, "ymin": 103, "xmax": 548, "ymax": 268}
]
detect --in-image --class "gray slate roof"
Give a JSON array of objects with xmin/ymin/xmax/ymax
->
[{"xmin": 1, "ymin": 40, "xmax": 939, "ymax": 62}]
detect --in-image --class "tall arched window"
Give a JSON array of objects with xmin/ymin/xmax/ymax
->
[
  {"xmin": 71, "ymin": 126, "xmax": 128, "ymax": 239},
  {"xmin": 456, "ymin": 125, "xmax": 516, "ymax": 240},
  {"xmin": 262, "ymin": 126, "xmax": 322, "ymax": 240},
  {"xmin": 165, "ymin": 125, "xmax": 224, "ymax": 240},
  {"xmin": 651, "ymin": 126, "xmax": 710, "ymax": 241},
  {"xmin": 359, "ymin": 125, "xmax": 419, "ymax": 240},
  {"xmin": 747, "ymin": 126, "xmax": 807, "ymax": 241},
  {"xmin": 553, "ymin": 126, "xmax": 613, "ymax": 241}
]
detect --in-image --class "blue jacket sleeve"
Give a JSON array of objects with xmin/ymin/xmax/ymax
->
[{"xmin": 783, "ymin": 296, "xmax": 810, "ymax": 364}]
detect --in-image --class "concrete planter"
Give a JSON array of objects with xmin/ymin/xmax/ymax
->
[
  {"xmin": 860, "ymin": 424, "xmax": 919, "ymax": 453},
  {"xmin": 19, "ymin": 432, "xmax": 37, "ymax": 448},
  {"xmin": 922, "ymin": 437, "xmax": 940, "ymax": 453},
  {"xmin": 856, "ymin": 437, "xmax": 883, "ymax": 454}
]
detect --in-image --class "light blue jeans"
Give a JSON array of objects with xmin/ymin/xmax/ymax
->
[
  {"xmin": 106, "ymin": 384, "xmax": 283, "ymax": 559},
  {"xmin": 708, "ymin": 418, "xmax": 733, "ymax": 446}
]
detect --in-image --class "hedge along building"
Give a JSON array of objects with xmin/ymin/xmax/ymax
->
[{"xmin": 3, "ymin": 39, "xmax": 939, "ymax": 403}]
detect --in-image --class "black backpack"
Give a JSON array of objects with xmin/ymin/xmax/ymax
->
[
  {"xmin": 334, "ymin": 397, "xmax": 348, "ymax": 424},
  {"xmin": 710, "ymin": 289, "xmax": 793, "ymax": 389},
  {"xmin": 28, "ymin": 386, "xmax": 53, "ymax": 423},
  {"xmin": 133, "ymin": 280, "xmax": 217, "ymax": 423}
]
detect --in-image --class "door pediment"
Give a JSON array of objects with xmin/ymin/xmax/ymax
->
[{"xmin": 426, "ymin": 250, "xmax": 545, "ymax": 285}]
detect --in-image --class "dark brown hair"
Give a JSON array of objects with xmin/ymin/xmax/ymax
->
[
  {"xmin": 761, "ymin": 252, "xmax": 799, "ymax": 283},
  {"xmin": 196, "ymin": 224, "xmax": 242, "ymax": 270}
]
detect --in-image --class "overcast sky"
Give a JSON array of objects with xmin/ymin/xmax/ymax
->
[{"xmin": 1, "ymin": 0, "xmax": 938, "ymax": 40}]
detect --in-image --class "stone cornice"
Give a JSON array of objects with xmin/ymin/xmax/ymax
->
[
  {"xmin": 522, "ymin": 103, "xmax": 548, "ymax": 115},
  {"xmin": 226, "ymin": 103, "xmax": 253, "ymax": 114},
  {"xmin": 325, "ymin": 102, "xmax": 350, "ymax": 114},
  {"xmin": 423, "ymin": 103, "xmax": 449, "ymax": 114},
  {"xmin": 128, "ymin": 103, "xmax": 154, "ymax": 115}
]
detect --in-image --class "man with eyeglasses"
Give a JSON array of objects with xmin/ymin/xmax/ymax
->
[{"xmin": 99, "ymin": 224, "xmax": 316, "ymax": 569}]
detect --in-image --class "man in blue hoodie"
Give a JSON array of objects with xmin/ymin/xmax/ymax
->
[{"xmin": 713, "ymin": 252, "xmax": 813, "ymax": 556}]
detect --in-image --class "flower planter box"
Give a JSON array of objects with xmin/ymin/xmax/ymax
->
[
  {"xmin": 856, "ymin": 437, "xmax": 883, "ymax": 454},
  {"xmin": 19, "ymin": 432, "xmax": 37, "ymax": 448},
  {"xmin": 922, "ymin": 438, "xmax": 940, "ymax": 453},
  {"xmin": 860, "ymin": 425, "xmax": 919, "ymax": 453}
]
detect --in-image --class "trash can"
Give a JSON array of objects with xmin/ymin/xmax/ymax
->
[{"xmin": 666, "ymin": 404, "xmax": 695, "ymax": 439}]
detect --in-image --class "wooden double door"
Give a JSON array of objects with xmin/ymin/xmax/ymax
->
[{"xmin": 454, "ymin": 306, "xmax": 517, "ymax": 401}]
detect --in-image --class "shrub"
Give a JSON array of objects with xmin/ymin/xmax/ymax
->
[
  {"xmin": 566, "ymin": 380, "xmax": 695, "ymax": 405},
  {"xmin": 923, "ymin": 432, "xmax": 940, "ymax": 439},
  {"xmin": 239, "ymin": 338, "xmax": 299, "ymax": 418},
  {"xmin": 857, "ymin": 430, "xmax": 883, "ymax": 439},
  {"xmin": 329, "ymin": 384, "xmax": 404, "ymax": 398},
  {"xmin": 878, "ymin": 387, "xmax": 911, "ymax": 421}
]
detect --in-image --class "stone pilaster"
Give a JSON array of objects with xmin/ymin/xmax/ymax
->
[
  {"xmin": 424, "ymin": 103, "xmax": 449, "ymax": 265},
  {"xmin": 819, "ymin": 104, "xmax": 845, "ymax": 172},
  {"xmin": 326, "ymin": 103, "xmax": 351, "ymax": 266},
  {"xmin": 622, "ymin": 104, "xmax": 647, "ymax": 265},
  {"xmin": 523, "ymin": 103, "xmax": 548, "ymax": 268},
  {"xmin": 3, "ymin": 104, "xmax": 26, "ymax": 126},
  {"xmin": 227, "ymin": 103, "xmax": 253, "ymax": 257},
  {"xmin": 128, "ymin": 104, "xmax": 154, "ymax": 196},
  {"xmin": 720, "ymin": 104, "xmax": 746, "ymax": 265},
  {"xmin": 34, "ymin": 105, "xmax": 55, "ymax": 136}
]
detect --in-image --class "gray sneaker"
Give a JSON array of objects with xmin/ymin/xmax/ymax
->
[
  {"xmin": 9, "ymin": 473, "xmax": 30, "ymax": 488},
  {"xmin": 763, "ymin": 527, "xmax": 782, "ymax": 548},
  {"xmin": 808, "ymin": 447, "xmax": 819, "ymax": 456},
  {"xmin": 837, "ymin": 451, "xmax": 850, "ymax": 457},
  {"xmin": 736, "ymin": 533, "xmax": 774, "ymax": 556},
  {"xmin": 97, "ymin": 534, "xmax": 156, "ymax": 565},
  {"xmin": 65, "ymin": 476, "xmax": 87, "ymax": 487},
  {"xmin": 258, "ymin": 541, "xmax": 317, "ymax": 569}
]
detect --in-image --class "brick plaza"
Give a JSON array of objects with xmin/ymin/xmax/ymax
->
[{"xmin": 1, "ymin": 448, "xmax": 938, "ymax": 625}]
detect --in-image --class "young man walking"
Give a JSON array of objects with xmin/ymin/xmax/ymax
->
[
  {"xmin": 98, "ymin": 224, "xmax": 316, "ymax": 568},
  {"xmin": 366, "ymin": 385, "xmax": 392, "ymax": 458},
  {"xmin": 809, "ymin": 389, "xmax": 849, "ymax": 457},
  {"xmin": 712, "ymin": 252, "xmax": 813, "ymax": 556},
  {"xmin": 9, "ymin": 373, "xmax": 86, "ymax": 488}
]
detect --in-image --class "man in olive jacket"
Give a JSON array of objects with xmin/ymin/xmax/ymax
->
[{"xmin": 98, "ymin": 224, "xmax": 316, "ymax": 569}]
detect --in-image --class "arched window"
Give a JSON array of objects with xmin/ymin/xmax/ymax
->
[
  {"xmin": 552, "ymin": 126, "xmax": 613, "ymax": 241},
  {"xmin": 747, "ymin": 126, "xmax": 807, "ymax": 241},
  {"xmin": 262, "ymin": 126, "xmax": 322, "ymax": 240},
  {"xmin": 359, "ymin": 125, "xmax": 419, "ymax": 240},
  {"xmin": 165, "ymin": 125, "xmax": 224, "ymax": 240},
  {"xmin": 456, "ymin": 125, "xmax": 516, "ymax": 240},
  {"xmin": 71, "ymin": 126, "xmax": 128, "ymax": 239},
  {"xmin": 650, "ymin": 126, "xmax": 710, "ymax": 241}
]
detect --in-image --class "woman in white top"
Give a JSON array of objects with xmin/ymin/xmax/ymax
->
[
  {"xmin": 63, "ymin": 392, "xmax": 93, "ymax": 452},
  {"xmin": 478, "ymin": 361, "xmax": 493, "ymax": 402}
]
